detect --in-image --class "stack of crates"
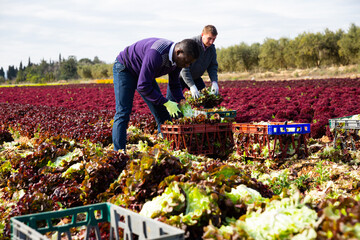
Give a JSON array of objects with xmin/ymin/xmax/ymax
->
[
  {"xmin": 161, "ymin": 122, "xmax": 233, "ymax": 155},
  {"xmin": 11, "ymin": 202, "xmax": 184, "ymax": 240},
  {"xmin": 232, "ymin": 122, "xmax": 311, "ymax": 159},
  {"xmin": 329, "ymin": 114, "xmax": 360, "ymax": 150}
]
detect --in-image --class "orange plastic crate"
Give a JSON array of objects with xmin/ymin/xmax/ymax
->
[{"xmin": 161, "ymin": 123, "xmax": 233, "ymax": 155}]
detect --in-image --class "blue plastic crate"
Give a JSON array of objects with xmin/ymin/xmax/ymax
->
[{"xmin": 267, "ymin": 123, "xmax": 311, "ymax": 135}]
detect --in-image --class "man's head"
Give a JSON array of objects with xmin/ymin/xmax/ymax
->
[
  {"xmin": 173, "ymin": 39, "xmax": 200, "ymax": 68},
  {"xmin": 201, "ymin": 25, "xmax": 218, "ymax": 48}
]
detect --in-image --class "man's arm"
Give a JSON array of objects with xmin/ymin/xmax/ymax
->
[
  {"xmin": 168, "ymin": 68, "xmax": 185, "ymax": 102},
  {"xmin": 180, "ymin": 67, "xmax": 195, "ymax": 87},
  {"xmin": 180, "ymin": 67, "xmax": 200, "ymax": 98},
  {"xmin": 208, "ymin": 47, "xmax": 219, "ymax": 94},
  {"xmin": 207, "ymin": 48, "xmax": 218, "ymax": 83}
]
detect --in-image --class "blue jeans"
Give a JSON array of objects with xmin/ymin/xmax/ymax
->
[
  {"xmin": 112, "ymin": 61, "xmax": 170, "ymax": 151},
  {"xmin": 166, "ymin": 77, "xmax": 206, "ymax": 101}
]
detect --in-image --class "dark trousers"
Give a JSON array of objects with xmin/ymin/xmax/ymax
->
[
  {"xmin": 112, "ymin": 61, "xmax": 170, "ymax": 151},
  {"xmin": 166, "ymin": 77, "xmax": 205, "ymax": 101}
]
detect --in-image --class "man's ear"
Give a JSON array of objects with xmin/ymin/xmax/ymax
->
[{"xmin": 175, "ymin": 49, "xmax": 184, "ymax": 56}]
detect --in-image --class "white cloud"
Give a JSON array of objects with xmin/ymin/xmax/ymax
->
[{"xmin": 0, "ymin": 0, "xmax": 359, "ymax": 69}]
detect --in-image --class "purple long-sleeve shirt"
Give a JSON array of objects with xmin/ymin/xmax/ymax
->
[{"xmin": 116, "ymin": 38, "xmax": 185, "ymax": 105}]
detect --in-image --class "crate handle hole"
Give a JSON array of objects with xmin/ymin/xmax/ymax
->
[{"xmin": 75, "ymin": 212, "xmax": 87, "ymax": 223}]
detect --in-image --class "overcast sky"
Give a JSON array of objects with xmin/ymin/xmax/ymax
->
[{"xmin": 0, "ymin": 0, "xmax": 359, "ymax": 70}]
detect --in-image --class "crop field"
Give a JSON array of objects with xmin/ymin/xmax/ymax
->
[{"xmin": 1, "ymin": 77, "xmax": 360, "ymax": 239}]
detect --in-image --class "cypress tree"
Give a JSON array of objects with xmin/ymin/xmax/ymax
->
[
  {"xmin": 27, "ymin": 57, "xmax": 32, "ymax": 67},
  {"xmin": 0, "ymin": 67, "xmax": 4, "ymax": 78}
]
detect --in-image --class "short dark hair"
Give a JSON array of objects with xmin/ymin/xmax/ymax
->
[
  {"xmin": 203, "ymin": 25, "xmax": 218, "ymax": 36},
  {"xmin": 178, "ymin": 39, "xmax": 200, "ymax": 59}
]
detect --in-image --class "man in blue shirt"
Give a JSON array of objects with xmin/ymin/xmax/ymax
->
[
  {"xmin": 167, "ymin": 25, "xmax": 219, "ymax": 100},
  {"xmin": 112, "ymin": 38, "xmax": 200, "ymax": 151}
]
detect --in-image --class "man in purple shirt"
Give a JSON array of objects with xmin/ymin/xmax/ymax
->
[{"xmin": 112, "ymin": 38, "xmax": 200, "ymax": 151}]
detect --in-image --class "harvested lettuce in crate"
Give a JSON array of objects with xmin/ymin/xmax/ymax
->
[
  {"xmin": 184, "ymin": 87, "xmax": 223, "ymax": 108},
  {"xmin": 178, "ymin": 100, "xmax": 194, "ymax": 117}
]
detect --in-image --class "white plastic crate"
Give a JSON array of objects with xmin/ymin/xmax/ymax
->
[
  {"xmin": 329, "ymin": 114, "xmax": 360, "ymax": 129},
  {"xmin": 329, "ymin": 114, "xmax": 360, "ymax": 150},
  {"xmin": 11, "ymin": 202, "xmax": 184, "ymax": 240}
]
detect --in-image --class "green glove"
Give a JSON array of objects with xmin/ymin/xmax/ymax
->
[{"xmin": 164, "ymin": 100, "xmax": 181, "ymax": 118}]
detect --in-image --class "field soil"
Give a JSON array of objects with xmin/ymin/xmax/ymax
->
[{"xmin": 214, "ymin": 64, "xmax": 360, "ymax": 82}]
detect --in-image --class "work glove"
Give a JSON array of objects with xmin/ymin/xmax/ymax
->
[
  {"xmin": 190, "ymin": 85, "xmax": 200, "ymax": 99},
  {"xmin": 164, "ymin": 100, "xmax": 181, "ymax": 118},
  {"xmin": 211, "ymin": 81, "xmax": 219, "ymax": 95}
]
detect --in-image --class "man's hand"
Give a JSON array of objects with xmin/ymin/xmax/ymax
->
[
  {"xmin": 190, "ymin": 85, "xmax": 200, "ymax": 99},
  {"xmin": 211, "ymin": 81, "xmax": 219, "ymax": 95},
  {"xmin": 164, "ymin": 100, "xmax": 181, "ymax": 118}
]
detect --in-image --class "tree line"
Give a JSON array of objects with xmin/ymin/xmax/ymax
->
[
  {"xmin": 217, "ymin": 23, "xmax": 360, "ymax": 72},
  {"xmin": 0, "ymin": 23, "xmax": 359, "ymax": 84},
  {"xmin": 0, "ymin": 55, "xmax": 112, "ymax": 84}
]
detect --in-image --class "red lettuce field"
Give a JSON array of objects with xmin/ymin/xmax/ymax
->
[
  {"xmin": 1, "ymin": 78, "xmax": 360, "ymax": 139},
  {"xmin": 1, "ymin": 78, "xmax": 360, "ymax": 239}
]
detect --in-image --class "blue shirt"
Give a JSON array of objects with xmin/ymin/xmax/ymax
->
[{"xmin": 116, "ymin": 38, "xmax": 184, "ymax": 105}]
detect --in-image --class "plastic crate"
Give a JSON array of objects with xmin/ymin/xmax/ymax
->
[
  {"xmin": 11, "ymin": 202, "xmax": 184, "ymax": 240},
  {"xmin": 193, "ymin": 109, "xmax": 237, "ymax": 118},
  {"xmin": 329, "ymin": 114, "xmax": 360, "ymax": 129},
  {"xmin": 232, "ymin": 122, "xmax": 310, "ymax": 135},
  {"xmin": 161, "ymin": 123, "xmax": 233, "ymax": 155},
  {"xmin": 329, "ymin": 115, "xmax": 360, "ymax": 150},
  {"xmin": 232, "ymin": 122, "xmax": 310, "ymax": 159},
  {"xmin": 268, "ymin": 123, "xmax": 310, "ymax": 135}
]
